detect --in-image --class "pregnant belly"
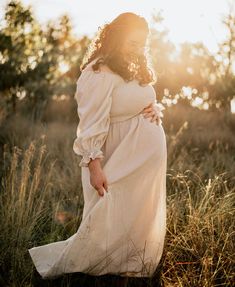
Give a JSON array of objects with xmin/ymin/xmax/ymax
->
[
  {"xmin": 104, "ymin": 113, "xmax": 167, "ymax": 163},
  {"xmin": 138, "ymin": 114, "xmax": 167, "ymax": 161},
  {"xmin": 101, "ymin": 113, "xmax": 167, "ymax": 183}
]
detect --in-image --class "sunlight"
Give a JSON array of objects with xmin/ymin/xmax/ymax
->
[
  {"xmin": 158, "ymin": 0, "xmax": 231, "ymax": 53},
  {"xmin": 231, "ymin": 97, "xmax": 235, "ymax": 113},
  {"xmin": 6, "ymin": 0, "xmax": 231, "ymax": 54},
  {"xmin": 162, "ymin": 86, "xmax": 212, "ymax": 111},
  {"xmin": 191, "ymin": 96, "xmax": 209, "ymax": 110},
  {"xmin": 181, "ymin": 86, "xmax": 198, "ymax": 100},
  {"xmin": 58, "ymin": 61, "xmax": 70, "ymax": 74},
  {"xmin": 52, "ymin": 94, "xmax": 70, "ymax": 101},
  {"xmin": 192, "ymin": 96, "xmax": 203, "ymax": 107}
]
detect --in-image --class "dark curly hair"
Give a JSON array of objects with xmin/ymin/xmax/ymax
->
[{"xmin": 80, "ymin": 12, "xmax": 156, "ymax": 86}]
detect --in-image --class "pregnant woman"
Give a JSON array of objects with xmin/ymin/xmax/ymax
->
[{"xmin": 28, "ymin": 12, "xmax": 167, "ymax": 279}]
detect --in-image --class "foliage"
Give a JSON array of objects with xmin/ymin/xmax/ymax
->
[
  {"xmin": 149, "ymin": 10, "xmax": 235, "ymax": 112},
  {"xmin": 0, "ymin": 2, "xmax": 234, "ymax": 124},
  {"xmin": 0, "ymin": 106, "xmax": 234, "ymax": 286},
  {"xmin": 0, "ymin": 1, "xmax": 88, "ymax": 121}
]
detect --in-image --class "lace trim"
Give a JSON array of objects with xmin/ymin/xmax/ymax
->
[{"xmin": 79, "ymin": 149, "xmax": 104, "ymax": 167}]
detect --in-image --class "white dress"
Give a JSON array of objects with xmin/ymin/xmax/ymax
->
[{"xmin": 28, "ymin": 58, "xmax": 167, "ymax": 279}]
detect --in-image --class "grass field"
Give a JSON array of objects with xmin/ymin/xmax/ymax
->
[{"xmin": 0, "ymin": 102, "xmax": 234, "ymax": 287}]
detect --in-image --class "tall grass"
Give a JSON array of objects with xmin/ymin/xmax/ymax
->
[
  {"xmin": 0, "ymin": 103, "xmax": 234, "ymax": 286},
  {"xmin": 164, "ymin": 171, "xmax": 234, "ymax": 286}
]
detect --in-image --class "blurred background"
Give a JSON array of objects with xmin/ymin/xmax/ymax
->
[
  {"xmin": 0, "ymin": 1, "xmax": 234, "ymax": 286},
  {"xmin": 0, "ymin": 0, "xmax": 235, "ymax": 123}
]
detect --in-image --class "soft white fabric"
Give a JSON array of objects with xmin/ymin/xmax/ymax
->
[
  {"xmin": 73, "ymin": 70, "xmax": 114, "ymax": 167},
  {"xmin": 28, "ymin": 58, "xmax": 167, "ymax": 279}
]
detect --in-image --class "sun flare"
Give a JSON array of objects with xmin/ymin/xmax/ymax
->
[{"xmin": 2, "ymin": 0, "xmax": 232, "ymax": 54}]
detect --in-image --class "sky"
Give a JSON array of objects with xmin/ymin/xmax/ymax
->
[{"xmin": 0, "ymin": 0, "xmax": 234, "ymax": 54}]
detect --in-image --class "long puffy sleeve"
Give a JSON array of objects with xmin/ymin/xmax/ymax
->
[{"xmin": 73, "ymin": 70, "xmax": 115, "ymax": 167}]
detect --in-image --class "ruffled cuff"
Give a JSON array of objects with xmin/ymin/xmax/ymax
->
[
  {"xmin": 79, "ymin": 149, "xmax": 104, "ymax": 167},
  {"xmin": 152, "ymin": 102, "xmax": 165, "ymax": 125}
]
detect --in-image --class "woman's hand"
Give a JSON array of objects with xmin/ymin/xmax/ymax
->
[
  {"xmin": 141, "ymin": 103, "xmax": 157, "ymax": 122},
  {"xmin": 141, "ymin": 102, "xmax": 165, "ymax": 125},
  {"xmin": 88, "ymin": 158, "xmax": 108, "ymax": 197}
]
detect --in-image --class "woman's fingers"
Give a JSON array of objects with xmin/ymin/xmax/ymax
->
[
  {"xmin": 141, "ymin": 104, "xmax": 153, "ymax": 113},
  {"xmin": 96, "ymin": 182, "xmax": 108, "ymax": 197},
  {"xmin": 143, "ymin": 110, "xmax": 160, "ymax": 124},
  {"xmin": 143, "ymin": 110, "xmax": 155, "ymax": 118},
  {"xmin": 141, "ymin": 103, "xmax": 162, "ymax": 125},
  {"xmin": 141, "ymin": 103, "xmax": 152, "ymax": 111},
  {"xmin": 103, "ymin": 180, "xmax": 108, "ymax": 193},
  {"xmin": 97, "ymin": 186, "xmax": 104, "ymax": 197},
  {"xmin": 150, "ymin": 114, "xmax": 158, "ymax": 122}
]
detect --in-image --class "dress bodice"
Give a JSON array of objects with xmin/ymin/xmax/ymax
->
[
  {"xmin": 82, "ymin": 58, "xmax": 157, "ymax": 123},
  {"xmin": 110, "ymin": 78, "xmax": 156, "ymax": 123}
]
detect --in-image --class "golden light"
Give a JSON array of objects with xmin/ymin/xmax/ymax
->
[
  {"xmin": 58, "ymin": 61, "xmax": 70, "ymax": 74},
  {"xmin": 231, "ymin": 97, "xmax": 235, "ymax": 113},
  {"xmin": 52, "ymin": 94, "xmax": 70, "ymax": 101},
  {"xmin": 13, "ymin": 0, "xmax": 232, "ymax": 54}
]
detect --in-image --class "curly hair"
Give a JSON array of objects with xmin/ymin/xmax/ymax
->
[{"xmin": 80, "ymin": 12, "xmax": 156, "ymax": 86}]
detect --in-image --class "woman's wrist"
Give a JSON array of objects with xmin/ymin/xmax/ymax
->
[{"xmin": 88, "ymin": 158, "xmax": 102, "ymax": 171}]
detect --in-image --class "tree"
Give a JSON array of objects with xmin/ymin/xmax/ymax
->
[
  {"xmin": 149, "ymin": 8, "xmax": 235, "ymax": 112},
  {"xmin": 211, "ymin": 10, "xmax": 235, "ymax": 112},
  {"xmin": 0, "ymin": 0, "xmax": 36, "ymax": 113},
  {"xmin": 0, "ymin": 1, "xmax": 87, "ymax": 121}
]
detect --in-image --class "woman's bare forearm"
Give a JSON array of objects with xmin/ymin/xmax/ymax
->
[{"xmin": 88, "ymin": 158, "xmax": 102, "ymax": 171}]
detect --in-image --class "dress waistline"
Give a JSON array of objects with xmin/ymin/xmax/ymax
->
[{"xmin": 110, "ymin": 113, "xmax": 143, "ymax": 124}]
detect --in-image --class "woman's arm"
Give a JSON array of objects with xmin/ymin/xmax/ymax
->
[{"xmin": 73, "ymin": 69, "xmax": 115, "ymax": 196}]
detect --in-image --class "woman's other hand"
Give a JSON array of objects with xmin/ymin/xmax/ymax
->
[
  {"xmin": 141, "ymin": 103, "xmax": 159, "ymax": 124},
  {"xmin": 88, "ymin": 159, "xmax": 108, "ymax": 197},
  {"xmin": 141, "ymin": 102, "xmax": 165, "ymax": 125}
]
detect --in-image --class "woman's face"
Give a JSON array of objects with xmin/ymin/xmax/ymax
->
[{"xmin": 121, "ymin": 29, "xmax": 148, "ymax": 59}]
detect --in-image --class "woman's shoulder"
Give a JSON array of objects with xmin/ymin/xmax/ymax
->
[{"xmin": 81, "ymin": 58, "xmax": 123, "ymax": 83}]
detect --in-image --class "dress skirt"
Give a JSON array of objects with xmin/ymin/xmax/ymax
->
[{"xmin": 28, "ymin": 112, "xmax": 167, "ymax": 279}]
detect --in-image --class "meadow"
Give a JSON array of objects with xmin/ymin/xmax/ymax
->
[{"xmin": 0, "ymin": 100, "xmax": 234, "ymax": 287}]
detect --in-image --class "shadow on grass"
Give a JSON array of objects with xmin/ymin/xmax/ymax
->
[{"xmin": 31, "ymin": 262, "xmax": 163, "ymax": 287}]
